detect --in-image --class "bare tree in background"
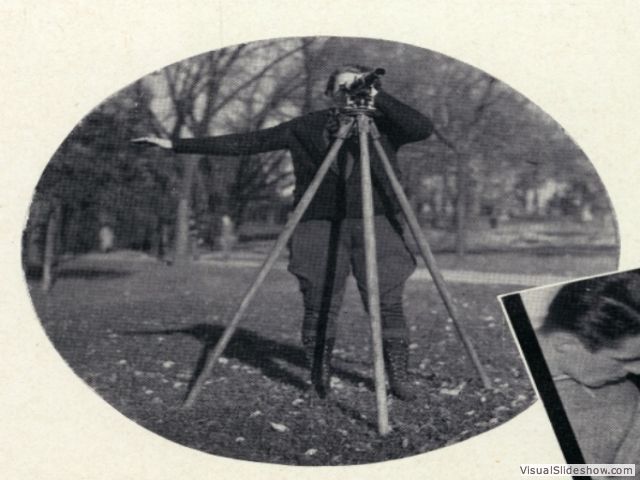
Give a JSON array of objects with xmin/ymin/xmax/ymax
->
[
  {"xmin": 23, "ymin": 37, "xmax": 612, "ymax": 277},
  {"xmin": 428, "ymin": 64, "xmax": 503, "ymax": 257},
  {"xmin": 144, "ymin": 39, "xmax": 315, "ymax": 264},
  {"xmin": 204, "ymin": 55, "xmax": 315, "ymax": 228}
]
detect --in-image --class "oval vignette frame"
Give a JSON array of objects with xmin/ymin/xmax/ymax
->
[{"xmin": 22, "ymin": 36, "xmax": 618, "ymax": 466}]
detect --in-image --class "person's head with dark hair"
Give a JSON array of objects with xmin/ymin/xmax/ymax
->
[
  {"xmin": 543, "ymin": 272, "xmax": 640, "ymax": 350},
  {"xmin": 539, "ymin": 270, "xmax": 640, "ymax": 387}
]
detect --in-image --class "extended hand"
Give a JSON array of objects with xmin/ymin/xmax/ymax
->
[{"xmin": 131, "ymin": 136, "xmax": 173, "ymax": 149}]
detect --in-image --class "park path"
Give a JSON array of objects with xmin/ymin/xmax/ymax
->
[
  {"xmin": 197, "ymin": 254, "xmax": 570, "ymax": 288},
  {"xmin": 80, "ymin": 251, "xmax": 571, "ymax": 288}
]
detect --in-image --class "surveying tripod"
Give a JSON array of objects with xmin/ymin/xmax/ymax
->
[{"xmin": 182, "ymin": 105, "xmax": 491, "ymax": 436}]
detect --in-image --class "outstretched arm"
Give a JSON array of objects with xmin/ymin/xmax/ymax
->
[
  {"xmin": 132, "ymin": 119, "xmax": 293, "ymax": 156},
  {"xmin": 374, "ymin": 89, "xmax": 434, "ymax": 145}
]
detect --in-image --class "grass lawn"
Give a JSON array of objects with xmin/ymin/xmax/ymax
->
[{"xmin": 29, "ymin": 256, "xmax": 537, "ymax": 465}]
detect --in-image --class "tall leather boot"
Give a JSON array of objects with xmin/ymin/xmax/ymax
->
[
  {"xmin": 383, "ymin": 338, "xmax": 416, "ymax": 401},
  {"xmin": 302, "ymin": 336, "xmax": 335, "ymax": 398}
]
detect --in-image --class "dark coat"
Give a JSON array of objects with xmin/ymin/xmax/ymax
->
[{"xmin": 173, "ymin": 90, "xmax": 433, "ymax": 221}]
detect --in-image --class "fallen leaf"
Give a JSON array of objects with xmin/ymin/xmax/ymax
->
[
  {"xmin": 270, "ymin": 422, "xmax": 289, "ymax": 433},
  {"xmin": 439, "ymin": 381, "xmax": 467, "ymax": 397},
  {"xmin": 304, "ymin": 448, "xmax": 318, "ymax": 456}
]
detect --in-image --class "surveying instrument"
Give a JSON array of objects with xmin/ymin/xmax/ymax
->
[{"xmin": 182, "ymin": 68, "xmax": 491, "ymax": 436}]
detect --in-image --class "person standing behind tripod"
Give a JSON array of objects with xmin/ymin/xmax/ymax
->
[{"xmin": 133, "ymin": 65, "xmax": 433, "ymax": 400}]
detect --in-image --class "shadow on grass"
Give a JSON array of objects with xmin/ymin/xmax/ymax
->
[{"xmin": 120, "ymin": 323, "xmax": 374, "ymax": 399}]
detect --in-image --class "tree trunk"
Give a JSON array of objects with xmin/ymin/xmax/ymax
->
[
  {"xmin": 159, "ymin": 223, "xmax": 170, "ymax": 262},
  {"xmin": 42, "ymin": 201, "xmax": 61, "ymax": 292},
  {"xmin": 219, "ymin": 214, "xmax": 237, "ymax": 260},
  {"xmin": 24, "ymin": 199, "xmax": 46, "ymax": 272},
  {"xmin": 441, "ymin": 167, "xmax": 455, "ymax": 228},
  {"xmin": 173, "ymin": 156, "xmax": 198, "ymax": 264},
  {"xmin": 24, "ymin": 228, "xmax": 42, "ymax": 269},
  {"xmin": 406, "ymin": 189, "xmax": 422, "ymax": 226},
  {"xmin": 455, "ymin": 154, "xmax": 468, "ymax": 258},
  {"xmin": 149, "ymin": 218, "xmax": 160, "ymax": 257}
]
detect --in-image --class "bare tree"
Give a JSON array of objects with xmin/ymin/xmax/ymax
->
[
  {"xmin": 41, "ymin": 199, "xmax": 61, "ymax": 292},
  {"xmin": 420, "ymin": 56, "xmax": 506, "ymax": 256},
  {"xmin": 144, "ymin": 39, "xmax": 315, "ymax": 263}
]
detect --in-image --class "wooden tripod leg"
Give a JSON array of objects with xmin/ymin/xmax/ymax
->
[
  {"xmin": 357, "ymin": 114, "xmax": 391, "ymax": 435},
  {"xmin": 369, "ymin": 122, "xmax": 492, "ymax": 390},
  {"xmin": 182, "ymin": 117, "xmax": 356, "ymax": 408}
]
